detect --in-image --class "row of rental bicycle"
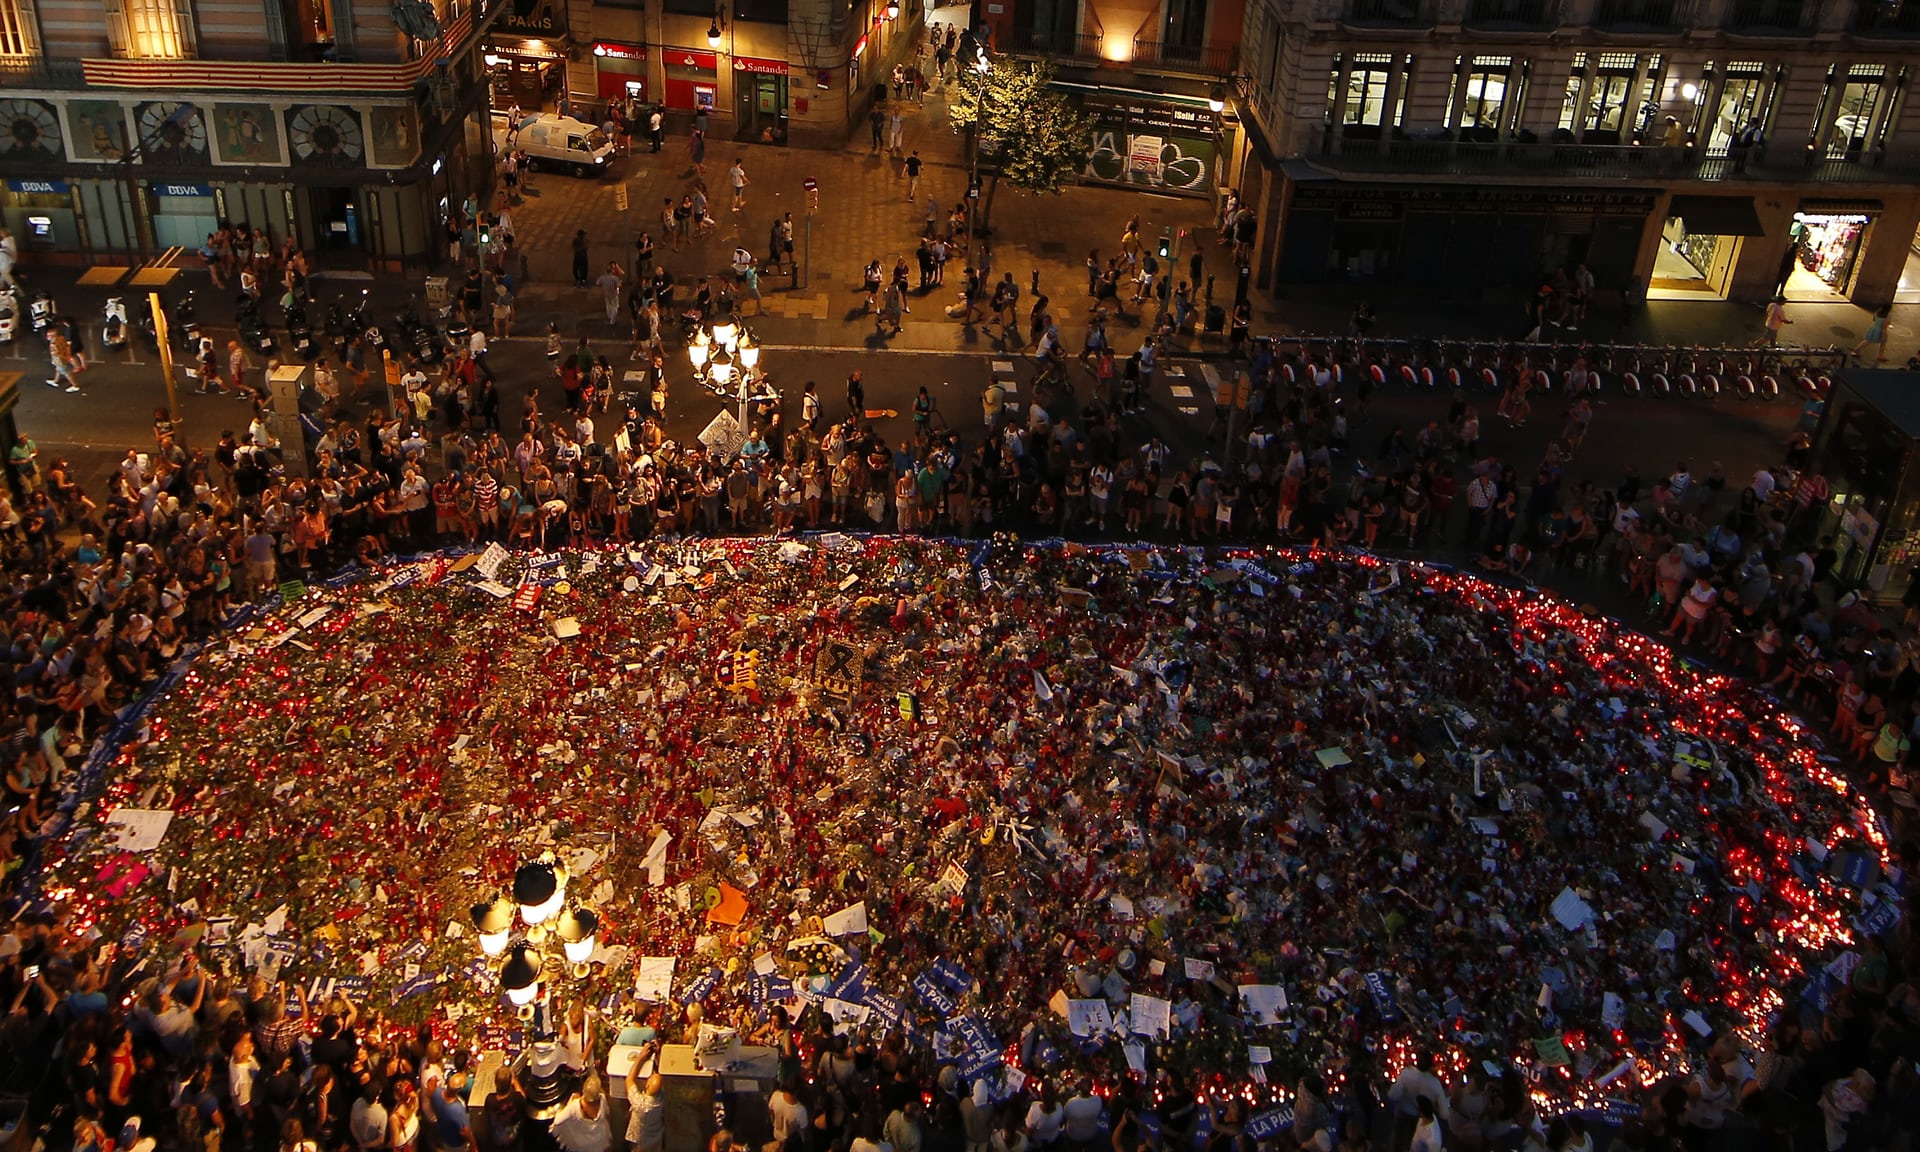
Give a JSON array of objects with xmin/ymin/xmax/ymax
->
[{"xmin": 1254, "ymin": 335, "xmax": 1856, "ymax": 402}]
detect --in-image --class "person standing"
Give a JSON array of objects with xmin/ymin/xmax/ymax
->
[
  {"xmin": 846, "ymin": 370, "xmax": 866, "ymax": 417},
  {"xmin": 648, "ymin": 106, "xmax": 664, "ymax": 152},
  {"xmin": 870, "ymin": 105, "xmax": 886, "ymax": 153},
  {"xmin": 46, "ymin": 328, "xmax": 80, "ymax": 393},
  {"xmin": 571, "ymin": 230, "xmax": 591, "ymax": 288},
  {"xmin": 597, "ymin": 263, "xmax": 624, "ymax": 325},
  {"xmin": 902, "ymin": 150, "xmax": 923, "ymax": 201},
  {"xmin": 1852, "ymin": 303, "xmax": 1892, "ymax": 365},
  {"xmin": 550, "ymin": 1079, "xmax": 612, "ymax": 1152},
  {"xmin": 887, "ymin": 108, "xmax": 906, "ymax": 155},
  {"xmin": 1762, "ymin": 294, "xmax": 1791, "ymax": 346},
  {"xmin": 728, "ymin": 158, "xmax": 750, "ymax": 212},
  {"xmin": 689, "ymin": 128, "xmax": 707, "ymax": 176}
]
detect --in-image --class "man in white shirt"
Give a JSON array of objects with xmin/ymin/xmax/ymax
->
[
  {"xmin": 625, "ymin": 1060, "xmax": 665, "ymax": 1152},
  {"xmin": 1060, "ymin": 1082, "xmax": 1105, "ymax": 1152},
  {"xmin": 768, "ymin": 1080, "xmax": 808, "ymax": 1149},
  {"xmin": 1387, "ymin": 1052, "xmax": 1452, "ymax": 1150},
  {"xmin": 550, "ymin": 1078, "xmax": 612, "ymax": 1152}
]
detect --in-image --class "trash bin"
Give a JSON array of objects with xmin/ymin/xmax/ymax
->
[{"xmin": 425, "ymin": 276, "xmax": 449, "ymax": 311}]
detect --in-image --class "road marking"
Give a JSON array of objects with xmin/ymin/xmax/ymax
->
[
  {"xmin": 1168, "ymin": 385, "xmax": 1194, "ymax": 399},
  {"xmin": 1177, "ymin": 406, "xmax": 1199, "ymax": 415}
]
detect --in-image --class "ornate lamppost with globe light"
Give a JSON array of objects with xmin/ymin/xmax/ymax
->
[{"xmin": 470, "ymin": 851, "xmax": 601, "ymax": 1016}]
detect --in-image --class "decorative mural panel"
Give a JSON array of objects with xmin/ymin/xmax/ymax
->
[
  {"xmin": 212, "ymin": 103, "xmax": 286, "ymax": 165},
  {"xmin": 66, "ymin": 101, "xmax": 131, "ymax": 163},
  {"xmin": 367, "ymin": 105, "xmax": 419, "ymax": 168},
  {"xmin": 285, "ymin": 104, "xmax": 366, "ymax": 169},
  {"xmin": 134, "ymin": 101, "xmax": 213, "ymax": 166},
  {"xmin": 0, "ymin": 99, "xmax": 64, "ymax": 161}
]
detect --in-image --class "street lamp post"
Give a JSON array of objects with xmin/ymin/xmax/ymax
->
[
  {"xmin": 469, "ymin": 850, "xmax": 601, "ymax": 1018},
  {"xmin": 965, "ymin": 48, "xmax": 991, "ymax": 255},
  {"xmin": 688, "ymin": 315, "xmax": 774, "ymax": 445}
]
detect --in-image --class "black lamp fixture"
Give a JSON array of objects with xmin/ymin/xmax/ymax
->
[
  {"xmin": 707, "ymin": 18, "xmax": 723, "ymax": 48},
  {"xmin": 886, "ymin": 0, "xmax": 900, "ymax": 18}
]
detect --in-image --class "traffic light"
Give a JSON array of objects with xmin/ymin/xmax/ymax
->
[
  {"xmin": 1157, "ymin": 228, "xmax": 1171, "ymax": 258},
  {"xmin": 478, "ymin": 219, "xmax": 491, "ymax": 246}
]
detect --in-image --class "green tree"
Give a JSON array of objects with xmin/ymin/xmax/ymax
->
[{"xmin": 946, "ymin": 58, "xmax": 1094, "ymax": 237}]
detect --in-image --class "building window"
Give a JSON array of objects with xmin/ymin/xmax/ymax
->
[
  {"xmin": 1328, "ymin": 53, "xmax": 1399, "ymax": 137},
  {"xmin": 1705, "ymin": 61, "xmax": 1767, "ymax": 154},
  {"xmin": 104, "ymin": 0, "xmax": 194, "ymax": 58},
  {"xmin": 1451, "ymin": 55, "xmax": 1513, "ymax": 138},
  {"xmin": 1824, "ymin": 64, "xmax": 1889, "ymax": 158},
  {"xmin": 0, "ymin": 0, "xmax": 36, "ymax": 56},
  {"xmin": 662, "ymin": 0, "xmax": 711, "ymax": 15},
  {"xmin": 1560, "ymin": 51, "xmax": 1660, "ymax": 141}
]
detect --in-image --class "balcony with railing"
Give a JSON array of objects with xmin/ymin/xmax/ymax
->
[
  {"xmin": 1724, "ymin": 0, "xmax": 1815, "ymax": 34},
  {"xmin": 1852, "ymin": 0, "xmax": 1920, "ymax": 37},
  {"xmin": 1594, "ymin": 0, "xmax": 1686, "ymax": 27},
  {"xmin": 1003, "ymin": 28, "xmax": 1237, "ymax": 73},
  {"xmin": 1463, "ymin": 0, "xmax": 1560, "ymax": 26},
  {"xmin": 0, "ymin": 56, "xmax": 89, "ymax": 90},
  {"xmin": 1313, "ymin": 133, "xmax": 1920, "ymax": 183}
]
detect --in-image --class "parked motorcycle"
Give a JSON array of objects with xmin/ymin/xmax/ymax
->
[
  {"xmin": 237, "ymin": 295, "xmax": 277, "ymax": 356},
  {"xmin": 285, "ymin": 299, "xmax": 318, "ymax": 361},
  {"xmin": 28, "ymin": 289, "xmax": 56, "ymax": 334},
  {"xmin": 102, "ymin": 296, "xmax": 129, "ymax": 351}
]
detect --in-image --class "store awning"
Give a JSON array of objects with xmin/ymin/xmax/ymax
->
[
  {"xmin": 1667, "ymin": 195, "xmax": 1766, "ymax": 236},
  {"xmin": 1799, "ymin": 198, "xmax": 1884, "ymax": 215}
]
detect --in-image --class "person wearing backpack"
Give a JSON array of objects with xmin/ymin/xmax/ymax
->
[{"xmin": 480, "ymin": 1069, "xmax": 525, "ymax": 1152}]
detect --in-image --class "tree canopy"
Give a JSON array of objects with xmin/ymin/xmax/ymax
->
[{"xmin": 946, "ymin": 58, "xmax": 1094, "ymax": 199}]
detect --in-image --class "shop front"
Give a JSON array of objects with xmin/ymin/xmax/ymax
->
[
  {"xmin": 1, "ymin": 179, "xmax": 79, "ymax": 257},
  {"xmin": 1275, "ymin": 177, "xmax": 1654, "ymax": 290},
  {"xmin": 664, "ymin": 48, "xmax": 720, "ymax": 116},
  {"xmin": 1069, "ymin": 87, "xmax": 1222, "ymax": 199},
  {"xmin": 594, "ymin": 42, "xmax": 648, "ymax": 103},
  {"xmin": 486, "ymin": 43, "xmax": 567, "ymax": 112},
  {"xmin": 1785, "ymin": 200, "xmax": 1879, "ymax": 301},
  {"xmin": 148, "ymin": 181, "xmax": 221, "ymax": 250},
  {"xmin": 733, "ymin": 57, "xmax": 790, "ymax": 145},
  {"xmin": 1649, "ymin": 194, "xmax": 1766, "ymax": 300}
]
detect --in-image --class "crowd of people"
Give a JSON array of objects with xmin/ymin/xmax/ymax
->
[{"xmin": 0, "ymin": 511, "xmax": 1906, "ymax": 1152}]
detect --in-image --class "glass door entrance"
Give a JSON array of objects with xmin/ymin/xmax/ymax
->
[{"xmin": 736, "ymin": 73, "xmax": 788, "ymax": 144}]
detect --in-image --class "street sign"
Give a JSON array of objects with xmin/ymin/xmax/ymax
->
[
  {"xmin": 802, "ymin": 177, "xmax": 818, "ymax": 191},
  {"xmin": 614, "ymin": 183, "xmax": 629, "ymax": 212}
]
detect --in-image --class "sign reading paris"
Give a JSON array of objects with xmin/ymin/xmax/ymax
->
[{"xmin": 498, "ymin": 0, "xmax": 567, "ymax": 36}]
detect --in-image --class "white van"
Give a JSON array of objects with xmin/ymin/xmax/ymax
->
[{"xmin": 492, "ymin": 112, "xmax": 615, "ymax": 177}]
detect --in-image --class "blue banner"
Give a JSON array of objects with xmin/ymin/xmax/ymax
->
[
  {"xmin": 679, "ymin": 966, "xmax": 722, "ymax": 1004},
  {"xmin": 1365, "ymin": 971, "xmax": 1402, "ymax": 1023},
  {"xmin": 829, "ymin": 961, "xmax": 870, "ymax": 1002},
  {"xmin": 1243, "ymin": 1107, "xmax": 1295, "ymax": 1142},
  {"xmin": 931, "ymin": 957, "xmax": 973, "ymax": 993},
  {"xmin": 914, "ymin": 970, "xmax": 958, "ymax": 1015}
]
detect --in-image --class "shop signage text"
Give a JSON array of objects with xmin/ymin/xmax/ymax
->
[
  {"xmin": 594, "ymin": 42, "xmax": 645, "ymax": 60},
  {"xmin": 154, "ymin": 183, "xmax": 215, "ymax": 198},
  {"xmin": 497, "ymin": 0, "xmax": 567, "ymax": 37},
  {"xmin": 733, "ymin": 56, "xmax": 789, "ymax": 75},
  {"xmin": 6, "ymin": 179, "xmax": 69, "ymax": 194}
]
